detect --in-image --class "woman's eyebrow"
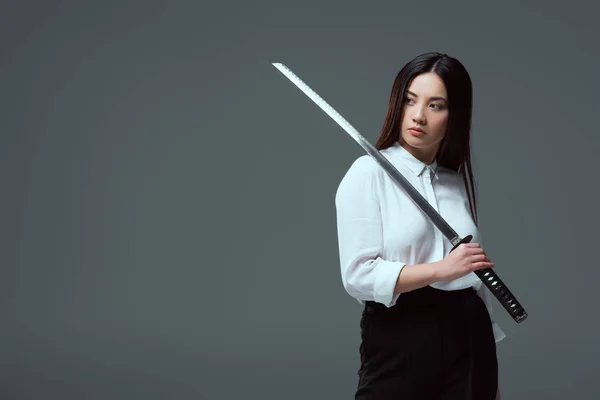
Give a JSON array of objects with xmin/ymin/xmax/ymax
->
[{"xmin": 406, "ymin": 90, "xmax": 447, "ymax": 102}]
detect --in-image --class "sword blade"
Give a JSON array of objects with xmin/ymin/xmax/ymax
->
[
  {"xmin": 272, "ymin": 62, "xmax": 462, "ymax": 247},
  {"xmin": 272, "ymin": 62, "xmax": 528, "ymax": 323}
]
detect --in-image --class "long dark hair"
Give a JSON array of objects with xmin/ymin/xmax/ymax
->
[{"xmin": 375, "ymin": 52, "xmax": 478, "ymax": 225}]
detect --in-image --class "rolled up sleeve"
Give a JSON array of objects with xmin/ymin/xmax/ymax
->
[{"xmin": 334, "ymin": 156, "xmax": 406, "ymax": 307}]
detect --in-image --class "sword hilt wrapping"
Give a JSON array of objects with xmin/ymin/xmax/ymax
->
[{"xmin": 450, "ymin": 235, "xmax": 528, "ymax": 323}]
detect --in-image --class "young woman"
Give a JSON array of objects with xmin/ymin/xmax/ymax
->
[{"xmin": 335, "ymin": 52, "xmax": 506, "ymax": 400}]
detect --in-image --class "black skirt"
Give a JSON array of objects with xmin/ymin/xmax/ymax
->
[{"xmin": 356, "ymin": 285, "xmax": 498, "ymax": 400}]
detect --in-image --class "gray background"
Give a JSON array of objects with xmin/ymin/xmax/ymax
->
[{"xmin": 2, "ymin": 0, "xmax": 598, "ymax": 399}]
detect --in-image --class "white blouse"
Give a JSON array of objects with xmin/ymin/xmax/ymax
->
[{"xmin": 334, "ymin": 142, "xmax": 505, "ymax": 343}]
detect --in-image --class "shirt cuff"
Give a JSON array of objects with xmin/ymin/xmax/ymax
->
[{"xmin": 372, "ymin": 260, "xmax": 405, "ymax": 307}]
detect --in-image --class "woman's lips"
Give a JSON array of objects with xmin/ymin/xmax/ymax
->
[{"xmin": 408, "ymin": 128, "xmax": 425, "ymax": 137}]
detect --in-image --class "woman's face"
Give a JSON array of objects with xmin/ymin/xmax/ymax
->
[{"xmin": 400, "ymin": 72, "xmax": 449, "ymax": 164}]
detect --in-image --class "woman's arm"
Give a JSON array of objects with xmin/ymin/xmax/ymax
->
[
  {"xmin": 393, "ymin": 262, "xmax": 440, "ymax": 294},
  {"xmin": 335, "ymin": 156, "xmax": 409, "ymax": 307}
]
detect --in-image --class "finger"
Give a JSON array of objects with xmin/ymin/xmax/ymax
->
[
  {"xmin": 468, "ymin": 248, "xmax": 485, "ymax": 256},
  {"xmin": 470, "ymin": 254, "xmax": 488, "ymax": 263},
  {"xmin": 473, "ymin": 261, "xmax": 494, "ymax": 270}
]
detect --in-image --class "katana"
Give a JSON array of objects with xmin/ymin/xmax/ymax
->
[{"xmin": 272, "ymin": 62, "xmax": 528, "ymax": 323}]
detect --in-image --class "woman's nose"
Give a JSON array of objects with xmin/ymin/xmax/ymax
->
[{"xmin": 412, "ymin": 109, "xmax": 426, "ymax": 124}]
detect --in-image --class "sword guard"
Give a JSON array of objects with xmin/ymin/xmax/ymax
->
[{"xmin": 450, "ymin": 235, "xmax": 473, "ymax": 252}]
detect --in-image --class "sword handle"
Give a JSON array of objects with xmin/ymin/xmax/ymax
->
[{"xmin": 450, "ymin": 236, "xmax": 529, "ymax": 324}]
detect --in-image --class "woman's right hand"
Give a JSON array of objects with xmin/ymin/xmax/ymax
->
[{"xmin": 434, "ymin": 243, "xmax": 494, "ymax": 282}]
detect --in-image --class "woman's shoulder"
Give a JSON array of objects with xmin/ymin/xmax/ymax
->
[
  {"xmin": 336, "ymin": 155, "xmax": 385, "ymax": 196},
  {"xmin": 349, "ymin": 154, "xmax": 382, "ymax": 170},
  {"xmin": 340, "ymin": 154, "xmax": 386, "ymax": 181}
]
